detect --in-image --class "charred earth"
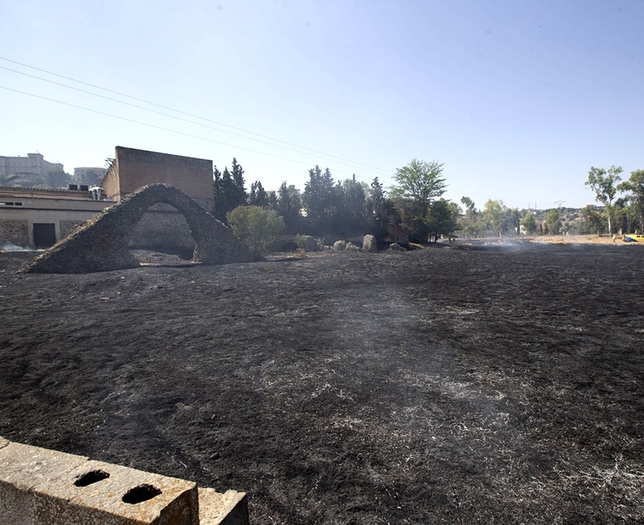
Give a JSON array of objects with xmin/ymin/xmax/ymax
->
[{"xmin": 1, "ymin": 243, "xmax": 643, "ymax": 524}]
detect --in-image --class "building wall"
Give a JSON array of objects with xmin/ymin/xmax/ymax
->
[
  {"xmin": 102, "ymin": 146, "xmax": 214, "ymax": 212},
  {"xmin": 0, "ymin": 188, "xmax": 109, "ymax": 248}
]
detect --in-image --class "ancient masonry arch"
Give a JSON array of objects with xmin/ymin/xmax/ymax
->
[{"xmin": 21, "ymin": 183, "xmax": 253, "ymax": 273}]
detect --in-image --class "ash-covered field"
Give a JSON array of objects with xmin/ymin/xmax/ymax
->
[{"xmin": 1, "ymin": 243, "xmax": 643, "ymax": 524}]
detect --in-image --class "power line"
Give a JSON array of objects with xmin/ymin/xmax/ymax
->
[
  {"xmin": 0, "ymin": 84, "xmax": 367, "ymax": 178},
  {"xmin": 0, "ymin": 56, "xmax": 393, "ymax": 176}
]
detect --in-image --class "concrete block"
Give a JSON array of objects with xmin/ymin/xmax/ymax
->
[
  {"xmin": 0, "ymin": 439, "xmax": 197, "ymax": 524},
  {"xmin": 198, "ymin": 488, "xmax": 248, "ymax": 525},
  {"xmin": 0, "ymin": 437, "xmax": 249, "ymax": 525}
]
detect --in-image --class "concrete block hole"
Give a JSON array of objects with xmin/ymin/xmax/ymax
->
[
  {"xmin": 74, "ymin": 469, "xmax": 110, "ymax": 487},
  {"xmin": 122, "ymin": 483, "xmax": 162, "ymax": 504}
]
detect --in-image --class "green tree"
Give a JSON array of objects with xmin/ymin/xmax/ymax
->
[
  {"xmin": 249, "ymin": 180, "xmax": 268, "ymax": 207},
  {"xmin": 520, "ymin": 212, "xmax": 538, "ymax": 235},
  {"xmin": 427, "ymin": 199, "xmax": 459, "ymax": 242},
  {"xmin": 48, "ymin": 170, "xmax": 71, "ymax": 189},
  {"xmin": 333, "ymin": 175, "xmax": 367, "ymax": 236},
  {"xmin": 227, "ymin": 205, "xmax": 285, "ymax": 258},
  {"xmin": 580, "ymin": 205, "xmax": 606, "ymax": 235},
  {"xmin": 213, "ymin": 159, "xmax": 247, "ymax": 223},
  {"xmin": 366, "ymin": 177, "xmax": 392, "ymax": 241},
  {"xmin": 545, "ymin": 208, "xmax": 562, "ymax": 235},
  {"xmin": 302, "ymin": 166, "xmax": 336, "ymax": 235},
  {"xmin": 390, "ymin": 159, "xmax": 447, "ymax": 241},
  {"xmin": 459, "ymin": 196, "xmax": 481, "ymax": 237},
  {"xmin": 585, "ymin": 165, "xmax": 622, "ymax": 234},
  {"xmin": 618, "ymin": 169, "xmax": 644, "ymax": 232},
  {"xmin": 277, "ymin": 182, "xmax": 302, "ymax": 234},
  {"xmin": 482, "ymin": 200, "xmax": 504, "ymax": 237},
  {"xmin": 390, "ymin": 159, "xmax": 447, "ymax": 212}
]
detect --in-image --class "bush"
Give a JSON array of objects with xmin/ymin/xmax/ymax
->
[{"xmin": 227, "ymin": 206, "xmax": 285, "ymax": 257}]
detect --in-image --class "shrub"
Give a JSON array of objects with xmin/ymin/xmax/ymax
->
[{"xmin": 227, "ymin": 206, "xmax": 285, "ymax": 257}]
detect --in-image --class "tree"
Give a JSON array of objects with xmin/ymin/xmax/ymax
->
[
  {"xmin": 390, "ymin": 159, "xmax": 446, "ymax": 212},
  {"xmin": 47, "ymin": 170, "xmax": 71, "ymax": 189},
  {"xmin": 585, "ymin": 165, "xmax": 622, "ymax": 234},
  {"xmin": 426, "ymin": 199, "xmax": 459, "ymax": 242},
  {"xmin": 618, "ymin": 169, "xmax": 644, "ymax": 232},
  {"xmin": 580, "ymin": 205, "xmax": 606, "ymax": 235},
  {"xmin": 545, "ymin": 208, "xmax": 562, "ymax": 235},
  {"xmin": 459, "ymin": 196, "xmax": 480, "ymax": 237},
  {"xmin": 390, "ymin": 160, "xmax": 447, "ymax": 242},
  {"xmin": 302, "ymin": 166, "xmax": 336, "ymax": 235},
  {"xmin": 213, "ymin": 159, "xmax": 247, "ymax": 223},
  {"xmin": 482, "ymin": 200, "xmax": 504, "ymax": 237},
  {"xmin": 520, "ymin": 212, "xmax": 538, "ymax": 235},
  {"xmin": 277, "ymin": 182, "xmax": 302, "ymax": 234},
  {"xmin": 249, "ymin": 180, "xmax": 268, "ymax": 207},
  {"xmin": 333, "ymin": 175, "xmax": 367, "ymax": 236},
  {"xmin": 227, "ymin": 205, "xmax": 285, "ymax": 258},
  {"xmin": 366, "ymin": 177, "xmax": 391, "ymax": 241}
]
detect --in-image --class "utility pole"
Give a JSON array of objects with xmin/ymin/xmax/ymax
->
[{"xmin": 555, "ymin": 200, "xmax": 566, "ymax": 234}]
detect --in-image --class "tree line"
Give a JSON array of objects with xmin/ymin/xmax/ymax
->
[{"xmin": 213, "ymin": 158, "xmax": 644, "ymax": 255}]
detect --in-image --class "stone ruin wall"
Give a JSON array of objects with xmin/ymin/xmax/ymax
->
[
  {"xmin": 0, "ymin": 219, "xmax": 29, "ymax": 246},
  {"xmin": 21, "ymin": 184, "xmax": 254, "ymax": 274},
  {"xmin": 102, "ymin": 147, "xmax": 214, "ymax": 253}
]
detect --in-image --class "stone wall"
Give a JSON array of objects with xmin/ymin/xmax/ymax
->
[
  {"xmin": 0, "ymin": 219, "xmax": 29, "ymax": 247},
  {"xmin": 22, "ymin": 184, "xmax": 254, "ymax": 274},
  {"xmin": 130, "ymin": 203, "xmax": 195, "ymax": 255},
  {"xmin": 59, "ymin": 220, "xmax": 85, "ymax": 240}
]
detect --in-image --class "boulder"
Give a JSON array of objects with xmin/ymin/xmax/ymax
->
[
  {"xmin": 362, "ymin": 234, "xmax": 377, "ymax": 252},
  {"xmin": 333, "ymin": 240, "xmax": 347, "ymax": 251},
  {"xmin": 388, "ymin": 243, "xmax": 405, "ymax": 252}
]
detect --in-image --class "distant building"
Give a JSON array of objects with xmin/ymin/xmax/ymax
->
[
  {"xmin": 73, "ymin": 167, "xmax": 107, "ymax": 186},
  {"xmin": 0, "ymin": 153, "xmax": 64, "ymax": 179}
]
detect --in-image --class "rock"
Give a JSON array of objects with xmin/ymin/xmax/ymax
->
[
  {"xmin": 333, "ymin": 240, "xmax": 347, "ymax": 251},
  {"xmin": 298, "ymin": 235, "xmax": 321, "ymax": 252},
  {"xmin": 362, "ymin": 235, "xmax": 377, "ymax": 252},
  {"xmin": 345, "ymin": 242, "xmax": 360, "ymax": 251},
  {"xmin": 388, "ymin": 243, "xmax": 405, "ymax": 252}
]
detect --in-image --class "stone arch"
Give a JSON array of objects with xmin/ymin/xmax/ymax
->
[{"xmin": 22, "ymin": 184, "xmax": 253, "ymax": 273}]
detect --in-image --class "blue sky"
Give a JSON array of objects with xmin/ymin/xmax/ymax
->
[{"xmin": 1, "ymin": 0, "xmax": 642, "ymax": 209}]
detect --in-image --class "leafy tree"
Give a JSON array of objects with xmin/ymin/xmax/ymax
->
[
  {"xmin": 48, "ymin": 170, "xmax": 71, "ymax": 189},
  {"xmin": 333, "ymin": 175, "xmax": 367, "ymax": 236},
  {"xmin": 459, "ymin": 196, "xmax": 480, "ymax": 237},
  {"xmin": 618, "ymin": 169, "xmax": 644, "ymax": 232},
  {"xmin": 482, "ymin": 200, "xmax": 504, "ymax": 237},
  {"xmin": 213, "ymin": 159, "xmax": 247, "ymax": 223},
  {"xmin": 390, "ymin": 159, "xmax": 446, "ymax": 213},
  {"xmin": 302, "ymin": 166, "xmax": 336, "ymax": 235},
  {"xmin": 585, "ymin": 165, "xmax": 622, "ymax": 234},
  {"xmin": 580, "ymin": 205, "xmax": 606, "ymax": 235},
  {"xmin": 390, "ymin": 160, "xmax": 447, "ymax": 241},
  {"xmin": 227, "ymin": 205, "xmax": 285, "ymax": 258},
  {"xmin": 503, "ymin": 207, "xmax": 521, "ymax": 236},
  {"xmin": 249, "ymin": 180, "xmax": 268, "ymax": 207},
  {"xmin": 277, "ymin": 182, "xmax": 302, "ymax": 234},
  {"xmin": 545, "ymin": 209, "xmax": 562, "ymax": 235},
  {"xmin": 520, "ymin": 212, "xmax": 537, "ymax": 235},
  {"xmin": 427, "ymin": 199, "xmax": 459, "ymax": 241},
  {"xmin": 366, "ymin": 177, "xmax": 392, "ymax": 241}
]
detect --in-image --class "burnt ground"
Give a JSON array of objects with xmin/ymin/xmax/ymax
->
[{"xmin": 1, "ymin": 243, "xmax": 643, "ymax": 524}]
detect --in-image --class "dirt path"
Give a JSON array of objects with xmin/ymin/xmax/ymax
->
[{"xmin": 1, "ymin": 243, "xmax": 643, "ymax": 524}]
